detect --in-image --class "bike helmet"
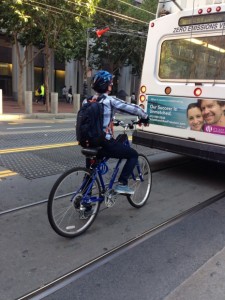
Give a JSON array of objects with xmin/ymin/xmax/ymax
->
[{"xmin": 91, "ymin": 70, "xmax": 113, "ymax": 93}]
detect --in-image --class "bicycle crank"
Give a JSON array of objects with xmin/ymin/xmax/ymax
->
[{"xmin": 104, "ymin": 189, "xmax": 117, "ymax": 208}]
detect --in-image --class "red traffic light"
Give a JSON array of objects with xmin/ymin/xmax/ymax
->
[{"xmin": 96, "ymin": 27, "xmax": 110, "ymax": 38}]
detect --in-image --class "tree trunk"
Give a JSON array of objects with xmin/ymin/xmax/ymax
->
[
  {"xmin": 14, "ymin": 37, "xmax": 25, "ymax": 106},
  {"xmin": 44, "ymin": 45, "xmax": 51, "ymax": 112},
  {"xmin": 18, "ymin": 65, "xmax": 24, "ymax": 107}
]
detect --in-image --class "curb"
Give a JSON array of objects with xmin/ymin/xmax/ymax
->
[
  {"xmin": 0, "ymin": 113, "xmax": 135, "ymax": 122},
  {"xmin": 0, "ymin": 113, "xmax": 76, "ymax": 121}
]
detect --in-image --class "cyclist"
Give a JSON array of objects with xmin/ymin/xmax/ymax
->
[{"xmin": 88, "ymin": 70, "xmax": 149, "ymax": 195}]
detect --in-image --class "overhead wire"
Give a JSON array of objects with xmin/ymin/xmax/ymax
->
[
  {"xmin": 117, "ymin": 0, "xmax": 156, "ymax": 17},
  {"xmin": 25, "ymin": 0, "xmax": 83, "ymax": 18},
  {"xmin": 24, "ymin": 0, "xmax": 149, "ymax": 39},
  {"xmin": 26, "ymin": 0, "xmax": 149, "ymax": 25},
  {"xmin": 67, "ymin": 0, "xmax": 149, "ymax": 25}
]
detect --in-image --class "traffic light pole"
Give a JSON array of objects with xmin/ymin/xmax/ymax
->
[{"xmin": 83, "ymin": 28, "xmax": 90, "ymax": 100}]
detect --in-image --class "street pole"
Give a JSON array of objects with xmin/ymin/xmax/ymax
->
[
  {"xmin": 83, "ymin": 28, "xmax": 89, "ymax": 100},
  {"xmin": 85, "ymin": 28, "xmax": 90, "ymax": 78}
]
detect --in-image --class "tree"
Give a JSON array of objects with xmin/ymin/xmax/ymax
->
[
  {"xmin": 89, "ymin": 0, "xmax": 158, "ymax": 81},
  {"xmin": 25, "ymin": 0, "xmax": 100, "ymax": 111},
  {"xmin": 0, "ymin": 0, "xmax": 44, "ymax": 106},
  {"xmin": 0, "ymin": 0, "xmax": 99, "ymax": 111}
]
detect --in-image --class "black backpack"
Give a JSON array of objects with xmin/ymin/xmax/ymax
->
[{"xmin": 76, "ymin": 96, "xmax": 106, "ymax": 147}]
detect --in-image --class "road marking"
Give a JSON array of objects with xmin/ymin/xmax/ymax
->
[
  {"xmin": 0, "ymin": 142, "xmax": 78, "ymax": 154},
  {"xmin": 0, "ymin": 170, "xmax": 17, "ymax": 178},
  {"xmin": 0, "ymin": 136, "xmax": 132, "ymax": 155},
  {"xmin": 7, "ymin": 126, "xmax": 52, "ymax": 130}
]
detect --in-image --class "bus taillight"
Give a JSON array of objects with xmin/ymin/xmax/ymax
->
[
  {"xmin": 216, "ymin": 6, "xmax": 221, "ymax": 12},
  {"xmin": 198, "ymin": 9, "xmax": 203, "ymax": 14},
  {"xmin": 207, "ymin": 7, "xmax": 212, "ymax": 13},
  {"xmin": 194, "ymin": 88, "xmax": 202, "ymax": 97},
  {"xmin": 165, "ymin": 87, "xmax": 171, "ymax": 95},
  {"xmin": 140, "ymin": 85, "xmax": 147, "ymax": 93},
  {"xmin": 140, "ymin": 94, "xmax": 146, "ymax": 102}
]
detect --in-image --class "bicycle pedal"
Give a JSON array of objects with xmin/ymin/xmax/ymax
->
[{"xmin": 104, "ymin": 190, "xmax": 117, "ymax": 208}]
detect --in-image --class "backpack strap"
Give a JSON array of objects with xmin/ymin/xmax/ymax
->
[
  {"xmin": 87, "ymin": 95, "xmax": 98, "ymax": 103},
  {"xmin": 107, "ymin": 99, "xmax": 114, "ymax": 137},
  {"xmin": 97, "ymin": 95, "xmax": 114, "ymax": 138}
]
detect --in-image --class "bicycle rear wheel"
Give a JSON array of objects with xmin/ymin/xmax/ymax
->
[
  {"xmin": 47, "ymin": 167, "xmax": 100, "ymax": 238},
  {"xmin": 127, "ymin": 154, "xmax": 152, "ymax": 208}
]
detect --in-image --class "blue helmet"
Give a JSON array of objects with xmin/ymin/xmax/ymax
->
[{"xmin": 91, "ymin": 70, "xmax": 113, "ymax": 93}]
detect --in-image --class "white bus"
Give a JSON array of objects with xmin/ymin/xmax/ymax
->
[{"xmin": 133, "ymin": 0, "xmax": 225, "ymax": 163}]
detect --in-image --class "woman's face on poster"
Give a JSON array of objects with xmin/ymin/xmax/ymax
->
[{"xmin": 187, "ymin": 106, "xmax": 204, "ymax": 131}]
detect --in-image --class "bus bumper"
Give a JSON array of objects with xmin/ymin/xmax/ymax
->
[{"xmin": 132, "ymin": 130, "xmax": 225, "ymax": 164}]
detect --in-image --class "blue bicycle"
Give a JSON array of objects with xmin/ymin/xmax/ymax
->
[{"xmin": 48, "ymin": 120, "xmax": 152, "ymax": 238}]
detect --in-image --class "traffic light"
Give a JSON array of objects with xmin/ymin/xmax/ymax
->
[{"xmin": 96, "ymin": 27, "xmax": 110, "ymax": 38}]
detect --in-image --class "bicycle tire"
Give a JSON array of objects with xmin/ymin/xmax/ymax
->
[
  {"xmin": 127, "ymin": 154, "xmax": 152, "ymax": 208},
  {"xmin": 47, "ymin": 167, "xmax": 101, "ymax": 238}
]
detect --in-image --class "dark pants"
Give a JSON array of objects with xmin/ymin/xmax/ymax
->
[
  {"xmin": 86, "ymin": 139, "xmax": 138, "ymax": 185},
  {"xmin": 38, "ymin": 95, "xmax": 45, "ymax": 104}
]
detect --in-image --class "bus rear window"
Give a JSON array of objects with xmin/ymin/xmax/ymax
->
[
  {"xmin": 159, "ymin": 35, "xmax": 225, "ymax": 81},
  {"xmin": 179, "ymin": 13, "xmax": 225, "ymax": 26}
]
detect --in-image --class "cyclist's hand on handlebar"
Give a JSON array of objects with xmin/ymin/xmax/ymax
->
[
  {"xmin": 138, "ymin": 116, "xmax": 149, "ymax": 126},
  {"xmin": 113, "ymin": 119, "xmax": 124, "ymax": 127}
]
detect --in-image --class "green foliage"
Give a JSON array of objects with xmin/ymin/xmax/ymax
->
[
  {"xmin": 0, "ymin": 0, "xmax": 33, "ymax": 44},
  {"xmin": 0, "ymin": 0, "xmax": 158, "ymax": 69},
  {"xmin": 0, "ymin": 0, "xmax": 99, "ymax": 60},
  {"xmin": 0, "ymin": 0, "xmax": 99, "ymax": 107},
  {"xmin": 89, "ymin": 0, "xmax": 158, "ymax": 76}
]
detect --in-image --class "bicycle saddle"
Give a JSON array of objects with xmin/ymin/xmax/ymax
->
[{"xmin": 81, "ymin": 147, "xmax": 102, "ymax": 157}]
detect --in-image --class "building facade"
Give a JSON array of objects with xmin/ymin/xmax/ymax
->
[{"xmin": 0, "ymin": 33, "xmax": 138, "ymax": 103}]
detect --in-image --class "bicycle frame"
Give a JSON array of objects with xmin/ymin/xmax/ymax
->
[
  {"xmin": 79, "ymin": 157, "xmax": 122, "ymax": 205},
  {"xmin": 76, "ymin": 133, "xmax": 145, "ymax": 207}
]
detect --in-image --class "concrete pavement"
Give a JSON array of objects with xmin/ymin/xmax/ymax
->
[{"xmin": 0, "ymin": 99, "xmax": 76, "ymax": 120}]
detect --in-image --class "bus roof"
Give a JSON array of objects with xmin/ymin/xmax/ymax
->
[{"xmin": 157, "ymin": 0, "xmax": 225, "ymax": 17}]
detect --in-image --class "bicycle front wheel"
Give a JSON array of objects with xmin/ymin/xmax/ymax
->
[
  {"xmin": 47, "ymin": 167, "xmax": 101, "ymax": 238},
  {"xmin": 127, "ymin": 154, "xmax": 152, "ymax": 208}
]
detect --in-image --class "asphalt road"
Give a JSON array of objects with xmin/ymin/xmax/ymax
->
[{"xmin": 1, "ymin": 117, "xmax": 225, "ymax": 300}]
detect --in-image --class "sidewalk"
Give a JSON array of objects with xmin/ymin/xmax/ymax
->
[{"xmin": 0, "ymin": 99, "xmax": 76, "ymax": 120}]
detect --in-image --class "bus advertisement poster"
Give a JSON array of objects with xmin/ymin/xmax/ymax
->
[{"xmin": 147, "ymin": 95, "xmax": 225, "ymax": 135}]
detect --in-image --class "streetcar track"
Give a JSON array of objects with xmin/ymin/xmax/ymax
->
[
  {"xmin": 18, "ymin": 190, "xmax": 225, "ymax": 300},
  {"xmin": 0, "ymin": 159, "xmax": 191, "ymax": 217}
]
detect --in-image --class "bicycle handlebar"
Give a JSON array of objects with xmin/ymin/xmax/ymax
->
[{"xmin": 113, "ymin": 118, "xmax": 147, "ymax": 130}]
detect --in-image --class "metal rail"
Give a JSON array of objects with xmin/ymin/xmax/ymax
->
[
  {"xmin": 0, "ymin": 158, "xmax": 191, "ymax": 217},
  {"xmin": 18, "ymin": 190, "xmax": 225, "ymax": 300}
]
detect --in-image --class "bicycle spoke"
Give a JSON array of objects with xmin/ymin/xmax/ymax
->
[
  {"xmin": 48, "ymin": 167, "xmax": 101, "ymax": 238},
  {"xmin": 127, "ymin": 154, "xmax": 152, "ymax": 208}
]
